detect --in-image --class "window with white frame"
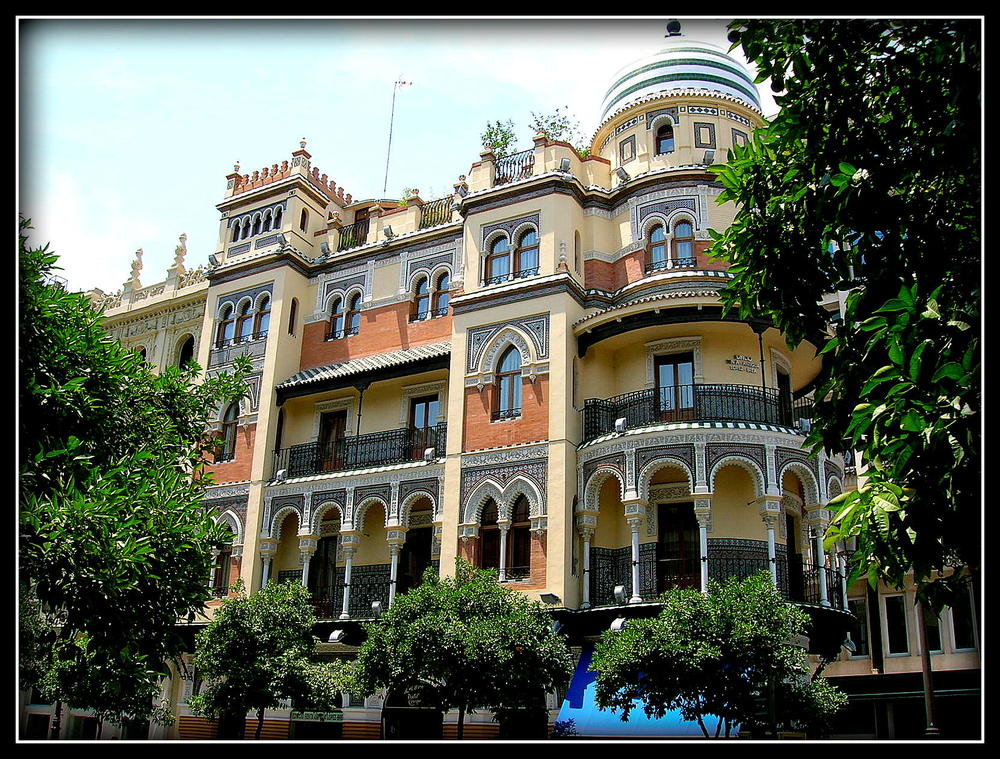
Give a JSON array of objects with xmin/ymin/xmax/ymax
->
[
  {"xmin": 882, "ymin": 594, "xmax": 910, "ymax": 655},
  {"xmin": 847, "ymin": 597, "xmax": 870, "ymax": 657},
  {"xmin": 949, "ymin": 585, "xmax": 978, "ymax": 651}
]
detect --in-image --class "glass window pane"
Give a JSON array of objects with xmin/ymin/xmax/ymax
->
[
  {"xmin": 651, "ymin": 226, "xmax": 666, "ymax": 243},
  {"xmin": 848, "ymin": 598, "xmax": 870, "ymax": 656},
  {"xmin": 923, "ymin": 607, "xmax": 942, "ymax": 653},
  {"xmin": 500, "ymin": 347, "xmax": 521, "ymax": 373},
  {"xmin": 950, "ymin": 589, "xmax": 976, "ymax": 650},
  {"xmin": 884, "ymin": 595, "xmax": 909, "ymax": 654}
]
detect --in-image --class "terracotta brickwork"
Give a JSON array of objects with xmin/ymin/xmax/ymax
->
[
  {"xmin": 203, "ymin": 423, "xmax": 256, "ymax": 484},
  {"xmin": 457, "ymin": 532, "xmax": 545, "ymax": 589},
  {"xmin": 584, "ymin": 241, "xmax": 725, "ymax": 291},
  {"xmin": 462, "ymin": 375, "xmax": 548, "ymax": 451},
  {"xmin": 300, "ymin": 300, "xmax": 451, "ymax": 371}
]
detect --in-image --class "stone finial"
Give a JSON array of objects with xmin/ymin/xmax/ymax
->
[
  {"xmin": 130, "ymin": 249, "xmax": 143, "ymax": 280},
  {"xmin": 234, "ymin": 161, "xmax": 240, "ymax": 173},
  {"xmin": 300, "ymin": 137, "xmax": 307, "ymax": 150},
  {"xmin": 345, "ymin": 193, "xmax": 352, "ymax": 204},
  {"xmin": 173, "ymin": 233, "xmax": 188, "ymax": 267}
]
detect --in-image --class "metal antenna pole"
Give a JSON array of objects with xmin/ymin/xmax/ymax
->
[{"xmin": 382, "ymin": 77, "xmax": 410, "ymax": 195}]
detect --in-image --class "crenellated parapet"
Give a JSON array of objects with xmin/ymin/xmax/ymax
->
[{"xmin": 225, "ymin": 139, "xmax": 353, "ymax": 205}]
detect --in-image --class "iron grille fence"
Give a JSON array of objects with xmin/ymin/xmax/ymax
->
[
  {"xmin": 409, "ymin": 306, "xmax": 449, "ymax": 322},
  {"xmin": 337, "ymin": 218, "xmax": 371, "ymax": 251},
  {"xmin": 418, "ymin": 196, "xmax": 453, "ymax": 229},
  {"xmin": 324, "ymin": 323, "xmax": 360, "ymax": 341},
  {"xmin": 583, "ymin": 384, "xmax": 814, "ymax": 440},
  {"xmin": 645, "ymin": 257, "xmax": 697, "ymax": 273},
  {"xmin": 494, "ymin": 149, "xmax": 534, "ymax": 185},
  {"xmin": 273, "ymin": 424, "xmax": 447, "ymax": 478}
]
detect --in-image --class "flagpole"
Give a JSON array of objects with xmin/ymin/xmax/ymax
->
[{"xmin": 383, "ymin": 77, "xmax": 410, "ymax": 195}]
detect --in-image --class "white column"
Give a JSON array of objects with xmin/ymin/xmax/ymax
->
[
  {"xmin": 694, "ymin": 498, "xmax": 712, "ymax": 594},
  {"xmin": 261, "ymin": 556, "xmax": 272, "ymax": 586},
  {"xmin": 340, "ymin": 546, "xmax": 355, "ymax": 619},
  {"xmin": 766, "ymin": 518, "xmax": 778, "ymax": 585},
  {"xmin": 815, "ymin": 532, "xmax": 830, "ymax": 606},
  {"xmin": 627, "ymin": 517, "xmax": 642, "ymax": 604},
  {"xmin": 498, "ymin": 521, "xmax": 511, "ymax": 582},
  {"xmin": 579, "ymin": 527, "xmax": 594, "ymax": 609},
  {"xmin": 757, "ymin": 497, "xmax": 783, "ymax": 589},
  {"xmin": 208, "ymin": 549, "xmax": 220, "ymax": 590},
  {"xmin": 388, "ymin": 542, "xmax": 401, "ymax": 607},
  {"xmin": 298, "ymin": 536, "xmax": 318, "ymax": 588}
]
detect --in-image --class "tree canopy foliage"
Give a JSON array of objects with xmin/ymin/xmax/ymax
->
[
  {"xmin": 481, "ymin": 106, "xmax": 590, "ymax": 159},
  {"xmin": 590, "ymin": 573, "xmax": 848, "ymax": 738},
  {"xmin": 18, "ymin": 219, "xmax": 251, "ymax": 727},
  {"xmin": 188, "ymin": 580, "xmax": 353, "ymax": 739},
  {"xmin": 707, "ymin": 20, "xmax": 980, "ymax": 610},
  {"xmin": 353, "ymin": 560, "xmax": 574, "ymax": 738}
]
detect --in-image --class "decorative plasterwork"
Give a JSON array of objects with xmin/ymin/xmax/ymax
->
[
  {"xmin": 461, "ymin": 456, "xmax": 547, "ymax": 523},
  {"xmin": 645, "ymin": 336, "xmax": 704, "ymax": 388},
  {"xmin": 629, "ymin": 186, "xmax": 715, "ymax": 242},
  {"xmin": 461, "ymin": 443, "xmax": 549, "ymax": 469},
  {"xmin": 708, "ymin": 452, "xmax": 767, "ymax": 499},
  {"xmin": 775, "ymin": 458, "xmax": 821, "ymax": 508},
  {"xmin": 308, "ymin": 263, "xmax": 368, "ymax": 320},
  {"xmin": 311, "ymin": 397, "xmax": 356, "ymax": 441},
  {"xmin": 399, "ymin": 239, "xmax": 460, "ymax": 294},
  {"xmin": 465, "ymin": 314, "xmax": 550, "ymax": 388},
  {"xmin": 768, "ymin": 347, "xmax": 792, "ymax": 389},
  {"xmin": 480, "ymin": 212, "xmax": 540, "ymax": 249},
  {"xmin": 399, "ymin": 381, "xmax": 447, "ymax": 428}
]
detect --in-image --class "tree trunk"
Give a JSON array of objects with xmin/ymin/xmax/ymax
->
[
  {"xmin": 695, "ymin": 714, "xmax": 710, "ymax": 738},
  {"xmin": 96, "ymin": 718, "xmax": 104, "ymax": 740},
  {"xmin": 49, "ymin": 700, "xmax": 62, "ymax": 739},
  {"xmin": 255, "ymin": 707, "xmax": 265, "ymax": 739},
  {"xmin": 457, "ymin": 702, "xmax": 465, "ymax": 740}
]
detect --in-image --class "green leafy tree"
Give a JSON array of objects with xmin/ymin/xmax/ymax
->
[
  {"xmin": 529, "ymin": 106, "xmax": 590, "ymax": 156},
  {"xmin": 706, "ymin": 20, "xmax": 980, "ymax": 611},
  {"xmin": 18, "ymin": 218, "xmax": 252, "ymax": 732},
  {"xmin": 353, "ymin": 560, "xmax": 574, "ymax": 739},
  {"xmin": 188, "ymin": 580, "xmax": 355, "ymax": 739},
  {"xmin": 590, "ymin": 573, "xmax": 847, "ymax": 738},
  {"xmin": 481, "ymin": 118, "xmax": 518, "ymax": 159}
]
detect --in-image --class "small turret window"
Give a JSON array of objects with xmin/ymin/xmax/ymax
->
[
  {"xmin": 656, "ymin": 124, "xmax": 675, "ymax": 154},
  {"xmin": 432, "ymin": 272, "xmax": 450, "ymax": 316},
  {"xmin": 514, "ymin": 229, "xmax": 539, "ymax": 278}
]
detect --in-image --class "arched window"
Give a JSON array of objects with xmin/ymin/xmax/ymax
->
[
  {"xmin": 646, "ymin": 224, "xmax": 668, "ymax": 273},
  {"xmin": 273, "ymin": 206, "xmax": 283, "ymax": 230},
  {"xmin": 432, "ymin": 272, "xmax": 450, "ymax": 316},
  {"xmin": 212, "ymin": 524, "xmax": 235, "ymax": 597},
  {"xmin": 252, "ymin": 215, "xmax": 262, "ymax": 236},
  {"xmin": 216, "ymin": 304, "xmax": 235, "ymax": 347},
  {"xmin": 299, "ymin": 208, "xmax": 309, "ymax": 232},
  {"xmin": 346, "ymin": 293, "xmax": 361, "ymax": 335},
  {"xmin": 479, "ymin": 498, "xmax": 501, "ymax": 571},
  {"xmin": 219, "ymin": 402, "xmax": 239, "ymax": 462},
  {"xmin": 508, "ymin": 495, "xmax": 531, "ymax": 580},
  {"xmin": 178, "ymin": 335, "xmax": 195, "ymax": 368},
  {"xmin": 413, "ymin": 277, "xmax": 430, "ymax": 320},
  {"xmin": 236, "ymin": 300, "xmax": 254, "ymax": 342},
  {"xmin": 656, "ymin": 123, "xmax": 675, "ymax": 154},
  {"xmin": 231, "ymin": 223, "xmax": 240, "ymax": 243},
  {"xmin": 288, "ymin": 297, "xmax": 298, "ymax": 336},
  {"xmin": 494, "ymin": 346, "xmax": 522, "ymax": 421},
  {"xmin": 254, "ymin": 295, "xmax": 271, "ymax": 337},
  {"xmin": 241, "ymin": 218, "xmax": 251, "ymax": 240},
  {"xmin": 262, "ymin": 210, "xmax": 273, "ymax": 233},
  {"xmin": 327, "ymin": 297, "xmax": 345, "ymax": 340},
  {"xmin": 672, "ymin": 220, "xmax": 694, "ymax": 266},
  {"xmin": 514, "ymin": 229, "xmax": 539, "ymax": 278},
  {"xmin": 485, "ymin": 236, "xmax": 511, "ymax": 285}
]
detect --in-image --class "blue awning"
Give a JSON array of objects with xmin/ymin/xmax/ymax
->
[{"xmin": 556, "ymin": 645, "xmax": 738, "ymax": 738}]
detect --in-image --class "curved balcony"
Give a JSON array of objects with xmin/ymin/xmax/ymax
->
[
  {"xmin": 272, "ymin": 424, "xmax": 446, "ymax": 479},
  {"xmin": 582, "ymin": 384, "xmax": 813, "ymax": 442}
]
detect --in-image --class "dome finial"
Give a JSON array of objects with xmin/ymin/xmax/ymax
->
[{"xmin": 665, "ymin": 19, "xmax": 682, "ymax": 37}]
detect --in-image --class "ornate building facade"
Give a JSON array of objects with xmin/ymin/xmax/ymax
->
[{"xmin": 21, "ymin": 26, "xmax": 979, "ymax": 741}]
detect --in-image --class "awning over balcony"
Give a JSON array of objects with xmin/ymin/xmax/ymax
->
[
  {"xmin": 276, "ymin": 341, "xmax": 451, "ymax": 404},
  {"xmin": 556, "ymin": 645, "xmax": 738, "ymax": 738}
]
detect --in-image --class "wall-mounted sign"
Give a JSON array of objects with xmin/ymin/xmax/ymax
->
[
  {"xmin": 726, "ymin": 354, "xmax": 759, "ymax": 373},
  {"xmin": 290, "ymin": 711, "xmax": 344, "ymax": 723}
]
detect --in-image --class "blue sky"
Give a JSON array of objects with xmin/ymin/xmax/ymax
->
[{"xmin": 19, "ymin": 17, "xmax": 773, "ymax": 294}]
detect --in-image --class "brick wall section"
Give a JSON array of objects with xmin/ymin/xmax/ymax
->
[
  {"xmin": 584, "ymin": 241, "xmax": 727, "ymax": 291},
  {"xmin": 204, "ymin": 423, "xmax": 256, "ymax": 484},
  {"xmin": 457, "ymin": 531, "xmax": 546, "ymax": 590},
  {"xmin": 462, "ymin": 375, "xmax": 548, "ymax": 451},
  {"xmin": 300, "ymin": 300, "xmax": 451, "ymax": 371}
]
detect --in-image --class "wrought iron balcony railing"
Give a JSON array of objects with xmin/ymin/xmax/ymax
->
[
  {"xmin": 408, "ymin": 306, "xmax": 449, "ymax": 322},
  {"xmin": 494, "ymin": 148, "xmax": 534, "ymax": 186},
  {"xmin": 324, "ymin": 323, "xmax": 360, "ymax": 341},
  {"xmin": 337, "ymin": 217, "xmax": 371, "ymax": 251},
  {"xmin": 214, "ymin": 331, "xmax": 268, "ymax": 349},
  {"xmin": 482, "ymin": 267, "xmax": 539, "ymax": 287},
  {"xmin": 583, "ymin": 384, "xmax": 814, "ymax": 441},
  {"xmin": 272, "ymin": 423, "xmax": 447, "ymax": 479},
  {"xmin": 645, "ymin": 257, "xmax": 697, "ymax": 274},
  {"xmin": 418, "ymin": 196, "xmax": 453, "ymax": 229}
]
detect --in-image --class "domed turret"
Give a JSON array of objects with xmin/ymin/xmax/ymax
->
[{"xmin": 598, "ymin": 24, "xmax": 761, "ymax": 123}]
